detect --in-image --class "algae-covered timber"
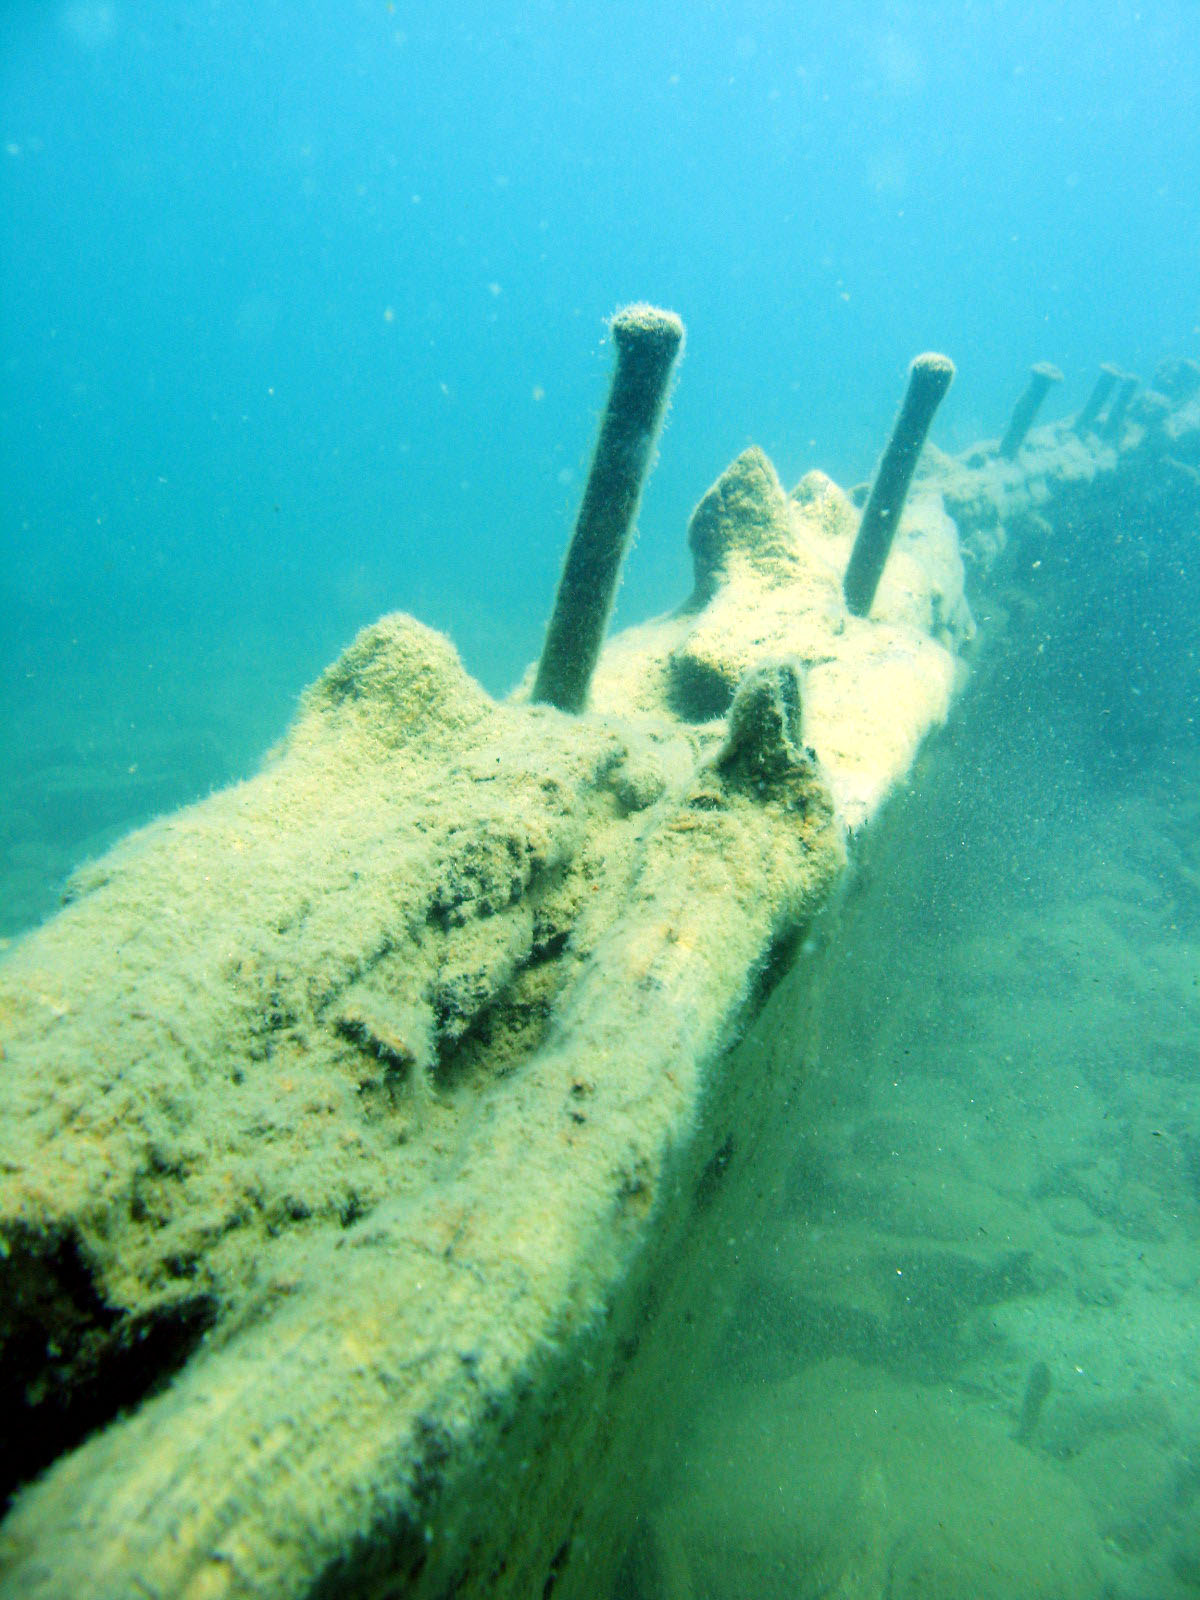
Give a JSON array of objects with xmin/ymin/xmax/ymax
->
[{"xmin": 1, "ymin": 321, "xmax": 1197, "ymax": 1599}]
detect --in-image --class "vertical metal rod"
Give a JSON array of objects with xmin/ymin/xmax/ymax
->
[
  {"xmin": 998, "ymin": 363, "xmax": 1063, "ymax": 459},
  {"xmin": 533, "ymin": 305, "xmax": 685, "ymax": 713},
  {"xmin": 1101, "ymin": 374, "xmax": 1140, "ymax": 443},
  {"xmin": 843, "ymin": 353, "xmax": 955, "ymax": 619},
  {"xmin": 1073, "ymin": 363, "xmax": 1123, "ymax": 436}
]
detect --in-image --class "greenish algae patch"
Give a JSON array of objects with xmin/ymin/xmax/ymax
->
[{"xmin": 0, "ymin": 514, "xmax": 848, "ymax": 1595}]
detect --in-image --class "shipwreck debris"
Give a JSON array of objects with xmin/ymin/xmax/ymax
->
[
  {"xmin": 532, "ymin": 304, "xmax": 685, "ymax": 714},
  {"xmin": 842, "ymin": 351, "xmax": 955, "ymax": 618},
  {"xmin": 999, "ymin": 361, "xmax": 1064, "ymax": 460}
]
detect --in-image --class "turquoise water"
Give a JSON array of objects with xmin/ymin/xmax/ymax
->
[
  {"xmin": 3, "ymin": 5, "xmax": 1200, "ymax": 1596},
  {"xmin": 3, "ymin": 0, "xmax": 1198, "ymax": 932}
]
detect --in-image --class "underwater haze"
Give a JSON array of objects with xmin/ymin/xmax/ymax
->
[
  {"xmin": 2, "ymin": 0, "xmax": 1199, "ymax": 932},
  {"xmin": 3, "ymin": 7, "xmax": 1200, "ymax": 1596}
]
